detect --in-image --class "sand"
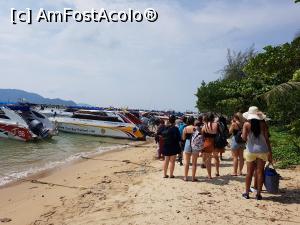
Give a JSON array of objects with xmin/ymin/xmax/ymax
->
[{"xmin": 0, "ymin": 140, "xmax": 299, "ymax": 225}]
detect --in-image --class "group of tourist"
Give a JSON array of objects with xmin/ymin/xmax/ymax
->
[{"xmin": 155, "ymin": 106, "xmax": 272, "ymax": 200}]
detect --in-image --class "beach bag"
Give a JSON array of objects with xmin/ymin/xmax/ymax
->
[
  {"xmin": 191, "ymin": 130, "xmax": 204, "ymax": 152},
  {"xmin": 264, "ymin": 163, "xmax": 280, "ymax": 193},
  {"xmin": 214, "ymin": 123, "xmax": 227, "ymax": 148}
]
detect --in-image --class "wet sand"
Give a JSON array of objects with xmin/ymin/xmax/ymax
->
[{"xmin": 0, "ymin": 141, "xmax": 299, "ymax": 225}]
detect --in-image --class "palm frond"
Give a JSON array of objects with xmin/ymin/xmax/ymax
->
[{"xmin": 258, "ymin": 82, "xmax": 300, "ymax": 105}]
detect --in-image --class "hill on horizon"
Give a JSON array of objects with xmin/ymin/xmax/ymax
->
[{"xmin": 0, "ymin": 89, "xmax": 77, "ymax": 106}]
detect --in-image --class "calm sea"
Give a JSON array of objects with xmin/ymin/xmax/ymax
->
[{"xmin": 0, "ymin": 133, "xmax": 130, "ymax": 187}]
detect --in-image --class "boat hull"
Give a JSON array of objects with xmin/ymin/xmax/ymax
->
[
  {"xmin": 53, "ymin": 119, "xmax": 145, "ymax": 140},
  {"xmin": 0, "ymin": 123, "xmax": 34, "ymax": 141}
]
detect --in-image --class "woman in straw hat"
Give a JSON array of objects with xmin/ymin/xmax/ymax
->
[{"xmin": 241, "ymin": 106, "xmax": 272, "ymax": 200}]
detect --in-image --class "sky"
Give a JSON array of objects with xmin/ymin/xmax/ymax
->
[{"xmin": 0, "ymin": 0, "xmax": 299, "ymax": 111}]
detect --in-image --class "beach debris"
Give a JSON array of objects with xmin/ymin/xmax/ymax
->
[
  {"xmin": 77, "ymin": 176, "xmax": 81, "ymax": 179},
  {"xmin": 122, "ymin": 160, "xmax": 131, "ymax": 164},
  {"xmin": 197, "ymin": 191, "xmax": 211, "ymax": 195},
  {"xmin": 270, "ymin": 218, "xmax": 276, "ymax": 222},
  {"xmin": 80, "ymin": 190, "xmax": 93, "ymax": 198},
  {"xmin": 176, "ymin": 210, "xmax": 181, "ymax": 213},
  {"xmin": 0, "ymin": 218, "xmax": 12, "ymax": 223},
  {"xmin": 41, "ymin": 195, "xmax": 45, "ymax": 198},
  {"xmin": 101, "ymin": 179, "xmax": 112, "ymax": 184},
  {"xmin": 41, "ymin": 210, "xmax": 56, "ymax": 218}
]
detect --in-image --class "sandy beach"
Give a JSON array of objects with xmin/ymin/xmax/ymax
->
[{"xmin": 0, "ymin": 140, "xmax": 299, "ymax": 225}]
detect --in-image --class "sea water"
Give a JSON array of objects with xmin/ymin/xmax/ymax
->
[{"xmin": 0, "ymin": 133, "xmax": 130, "ymax": 186}]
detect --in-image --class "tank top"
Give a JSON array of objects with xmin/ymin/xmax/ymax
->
[{"xmin": 246, "ymin": 132, "xmax": 269, "ymax": 153}]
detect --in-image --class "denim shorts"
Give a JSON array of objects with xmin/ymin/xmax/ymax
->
[
  {"xmin": 184, "ymin": 140, "xmax": 200, "ymax": 154},
  {"xmin": 231, "ymin": 136, "xmax": 245, "ymax": 151}
]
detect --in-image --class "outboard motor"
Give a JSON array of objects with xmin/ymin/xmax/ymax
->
[{"xmin": 29, "ymin": 119, "xmax": 50, "ymax": 138}]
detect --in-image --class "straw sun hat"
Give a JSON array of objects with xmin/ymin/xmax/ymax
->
[{"xmin": 243, "ymin": 106, "xmax": 267, "ymax": 120}]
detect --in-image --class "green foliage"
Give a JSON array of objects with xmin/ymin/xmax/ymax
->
[
  {"xmin": 270, "ymin": 128, "xmax": 300, "ymax": 168},
  {"xmin": 293, "ymin": 69, "xmax": 300, "ymax": 81},
  {"xmin": 196, "ymin": 37, "xmax": 300, "ymax": 124},
  {"xmin": 290, "ymin": 119, "xmax": 300, "ymax": 136}
]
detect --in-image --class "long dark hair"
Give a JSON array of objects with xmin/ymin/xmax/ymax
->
[
  {"xmin": 187, "ymin": 116, "xmax": 195, "ymax": 126},
  {"xmin": 208, "ymin": 112, "xmax": 215, "ymax": 129},
  {"xmin": 250, "ymin": 119, "xmax": 261, "ymax": 138}
]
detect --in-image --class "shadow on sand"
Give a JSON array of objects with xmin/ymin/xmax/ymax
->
[{"xmin": 263, "ymin": 188, "xmax": 300, "ymax": 204}]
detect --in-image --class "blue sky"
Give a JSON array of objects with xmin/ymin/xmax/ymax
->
[{"xmin": 0, "ymin": 0, "xmax": 299, "ymax": 111}]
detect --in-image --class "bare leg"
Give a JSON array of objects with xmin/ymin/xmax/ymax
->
[
  {"xmin": 238, "ymin": 148, "xmax": 245, "ymax": 175},
  {"xmin": 253, "ymin": 170, "xmax": 258, "ymax": 189},
  {"xmin": 245, "ymin": 161, "xmax": 255, "ymax": 194},
  {"xmin": 205, "ymin": 152, "xmax": 212, "ymax": 179},
  {"xmin": 163, "ymin": 156, "xmax": 170, "ymax": 177},
  {"xmin": 231, "ymin": 150, "xmax": 239, "ymax": 175},
  {"xmin": 191, "ymin": 153, "xmax": 198, "ymax": 181},
  {"xmin": 256, "ymin": 159, "xmax": 266, "ymax": 196},
  {"xmin": 169, "ymin": 155, "xmax": 176, "ymax": 177},
  {"xmin": 213, "ymin": 151, "xmax": 220, "ymax": 176},
  {"xmin": 184, "ymin": 152, "xmax": 191, "ymax": 180},
  {"xmin": 201, "ymin": 153, "xmax": 206, "ymax": 168}
]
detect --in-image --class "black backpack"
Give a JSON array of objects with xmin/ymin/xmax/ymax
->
[{"xmin": 214, "ymin": 123, "xmax": 228, "ymax": 148}]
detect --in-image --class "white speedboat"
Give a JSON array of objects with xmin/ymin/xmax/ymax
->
[
  {"xmin": 0, "ymin": 104, "xmax": 58, "ymax": 141},
  {"xmin": 47, "ymin": 109, "xmax": 145, "ymax": 140}
]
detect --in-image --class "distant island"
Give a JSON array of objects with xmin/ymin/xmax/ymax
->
[{"xmin": 0, "ymin": 89, "xmax": 77, "ymax": 106}]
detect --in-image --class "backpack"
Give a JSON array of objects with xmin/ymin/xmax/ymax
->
[
  {"xmin": 214, "ymin": 123, "xmax": 228, "ymax": 148},
  {"xmin": 191, "ymin": 130, "xmax": 204, "ymax": 151}
]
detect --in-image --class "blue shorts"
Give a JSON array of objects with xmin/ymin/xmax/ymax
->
[
  {"xmin": 184, "ymin": 140, "xmax": 200, "ymax": 154},
  {"xmin": 231, "ymin": 136, "xmax": 245, "ymax": 151}
]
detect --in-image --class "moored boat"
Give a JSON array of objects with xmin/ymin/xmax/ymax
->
[
  {"xmin": 47, "ymin": 108, "xmax": 146, "ymax": 140},
  {"xmin": 0, "ymin": 103, "xmax": 58, "ymax": 141}
]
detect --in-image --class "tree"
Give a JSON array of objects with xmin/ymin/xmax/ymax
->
[
  {"xmin": 220, "ymin": 45, "xmax": 256, "ymax": 80},
  {"xmin": 196, "ymin": 37, "xmax": 300, "ymax": 123}
]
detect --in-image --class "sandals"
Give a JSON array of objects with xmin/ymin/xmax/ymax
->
[
  {"xmin": 256, "ymin": 194, "xmax": 262, "ymax": 200},
  {"xmin": 242, "ymin": 193, "xmax": 250, "ymax": 199},
  {"xmin": 170, "ymin": 175, "xmax": 175, "ymax": 179},
  {"xmin": 163, "ymin": 175, "xmax": 169, "ymax": 178},
  {"xmin": 192, "ymin": 178, "xmax": 198, "ymax": 182}
]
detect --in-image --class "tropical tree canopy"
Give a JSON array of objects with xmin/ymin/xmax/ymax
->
[{"xmin": 196, "ymin": 37, "xmax": 300, "ymax": 124}]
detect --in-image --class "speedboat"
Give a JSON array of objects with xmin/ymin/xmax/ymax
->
[
  {"xmin": 46, "ymin": 108, "xmax": 146, "ymax": 140},
  {"xmin": 0, "ymin": 103, "xmax": 58, "ymax": 141}
]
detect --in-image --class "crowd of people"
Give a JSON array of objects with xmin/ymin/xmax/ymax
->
[{"xmin": 155, "ymin": 106, "xmax": 272, "ymax": 200}]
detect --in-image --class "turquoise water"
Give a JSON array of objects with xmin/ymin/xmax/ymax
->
[{"xmin": 0, "ymin": 133, "xmax": 130, "ymax": 186}]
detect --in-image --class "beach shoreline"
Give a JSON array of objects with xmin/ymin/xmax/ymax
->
[
  {"xmin": 0, "ymin": 138, "xmax": 148, "ymax": 189},
  {"xmin": 0, "ymin": 140, "xmax": 299, "ymax": 225}
]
